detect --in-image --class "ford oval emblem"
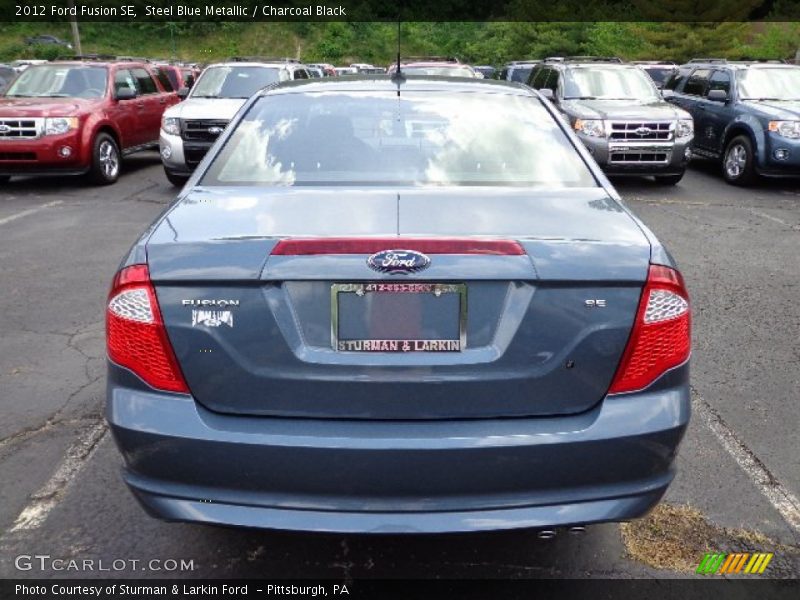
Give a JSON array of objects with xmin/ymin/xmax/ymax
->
[
  {"xmin": 367, "ymin": 249, "xmax": 431, "ymax": 274},
  {"xmin": 0, "ymin": 124, "xmax": 11, "ymax": 134}
]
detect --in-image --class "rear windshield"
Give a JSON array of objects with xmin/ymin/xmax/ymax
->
[
  {"xmin": 201, "ymin": 91, "xmax": 597, "ymax": 187},
  {"xmin": 5, "ymin": 65, "xmax": 107, "ymax": 98},
  {"xmin": 191, "ymin": 66, "xmax": 282, "ymax": 99}
]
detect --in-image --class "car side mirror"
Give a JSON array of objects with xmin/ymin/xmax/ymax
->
[
  {"xmin": 661, "ymin": 89, "xmax": 675, "ymax": 99},
  {"xmin": 177, "ymin": 87, "xmax": 190, "ymax": 99},
  {"xmin": 539, "ymin": 88, "xmax": 554, "ymax": 100},
  {"xmin": 115, "ymin": 88, "xmax": 137, "ymax": 101},
  {"xmin": 707, "ymin": 89, "xmax": 728, "ymax": 102}
]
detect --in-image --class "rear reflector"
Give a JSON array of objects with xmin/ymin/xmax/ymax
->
[
  {"xmin": 106, "ymin": 264, "xmax": 189, "ymax": 394},
  {"xmin": 271, "ymin": 238, "xmax": 525, "ymax": 255},
  {"xmin": 608, "ymin": 264, "xmax": 691, "ymax": 394}
]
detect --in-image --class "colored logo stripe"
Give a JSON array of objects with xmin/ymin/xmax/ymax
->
[
  {"xmin": 697, "ymin": 552, "xmax": 773, "ymax": 575},
  {"xmin": 744, "ymin": 553, "xmax": 773, "ymax": 574}
]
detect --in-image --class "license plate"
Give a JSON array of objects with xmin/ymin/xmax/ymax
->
[{"xmin": 331, "ymin": 282, "xmax": 467, "ymax": 352}]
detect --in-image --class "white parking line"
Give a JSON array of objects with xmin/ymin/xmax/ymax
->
[
  {"xmin": 692, "ymin": 388, "xmax": 800, "ymax": 532},
  {"xmin": 0, "ymin": 200, "xmax": 63, "ymax": 227},
  {"xmin": 7, "ymin": 421, "xmax": 107, "ymax": 533},
  {"xmin": 747, "ymin": 208, "xmax": 799, "ymax": 230}
]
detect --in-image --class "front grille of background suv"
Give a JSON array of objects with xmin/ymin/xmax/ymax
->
[
  {"xmin": 180, "ymin": 119, "xmax": 230, "ymax": 143},
  {"xmin": 183, "ymin": 145, "xmax": 212, "ymax": 167},
  {"xmin": 609, "ymin": 121, "xmax": 674, "ymax": 141},
  {"xmin": 608, "ymin": 151, "xmax": 670, "ymax": 164},
  {"xmin": 0, "ymin": 118, "xmax": 43, "ymax": 140}
]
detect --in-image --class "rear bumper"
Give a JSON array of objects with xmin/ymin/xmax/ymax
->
[{"xmin": 107, "ymin": 363, "xmax": 690, "ymax": 533}]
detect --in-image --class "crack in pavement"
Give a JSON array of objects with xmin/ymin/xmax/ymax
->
[{"xmin": 0, "ymin": 321, "xmax": 105, "ymax": 455}]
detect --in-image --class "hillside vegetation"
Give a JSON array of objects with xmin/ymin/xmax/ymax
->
[{"xmin": 1, "ymin": 21, "xmax": 798, "ymax": 65}]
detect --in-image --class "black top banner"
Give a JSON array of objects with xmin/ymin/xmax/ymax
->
[{"xmin": 2, "ymin": 0, "xmax": 800, "ymax": 22}]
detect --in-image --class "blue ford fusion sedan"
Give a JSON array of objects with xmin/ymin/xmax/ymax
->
[{"xmin": 106, "ymin": 76, "xmax": 691, "ymax": 534}]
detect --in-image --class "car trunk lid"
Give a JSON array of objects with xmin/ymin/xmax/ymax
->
[{"xmin": 147, "ymin": 186, "xmax": 650, "ymax": 419}]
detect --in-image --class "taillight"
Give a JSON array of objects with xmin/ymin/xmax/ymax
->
[
  {"xmin": 608, "ymin": 264, "xmax": 691, "ymax": 394},
  {"xmin": 106, "ymin": 264, "xmax": 189, "ymax": 393},
  {"xmin": 271, "ymin": 238, "xmax": 525, "ymax": 255}
]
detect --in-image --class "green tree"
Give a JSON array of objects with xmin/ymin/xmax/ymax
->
[{"xmin": 742, "ymin": 22, "xmax": 800, "ymax": 60}]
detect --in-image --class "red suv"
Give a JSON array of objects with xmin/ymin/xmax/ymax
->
[{"xmin": 0, "ymin": 58, "xmax": 178, "ymax": 185}]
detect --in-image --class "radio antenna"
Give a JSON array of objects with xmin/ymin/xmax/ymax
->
[{"xmin": 392, "ymin": 17, "xmax": 404, "ymax": 93}]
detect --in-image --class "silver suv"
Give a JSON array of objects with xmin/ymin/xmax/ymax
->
[
  {"xmin": 528, "ymin": 58, "xmax": 694, "ymax": 185},
  {"xmin": 159, "ymin": 59, "xmax": 311, "ymax": 186}
]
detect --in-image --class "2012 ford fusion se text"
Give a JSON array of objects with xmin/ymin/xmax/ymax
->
[{"xmin": 105, "ymin": 75, "xmax": 691, "ymax": 534}]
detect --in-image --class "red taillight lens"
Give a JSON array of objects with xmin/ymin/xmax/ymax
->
[
  {"xmin": 106, "ymin": 264, "xmax": 189, "ymax": 393},
  {"xmin": 608, "ymin": 264, "xmax": 691, "ymax": 394},
  {"xmin": 271, "ymin": 238, "xmax": 525, "ymax": 255}
]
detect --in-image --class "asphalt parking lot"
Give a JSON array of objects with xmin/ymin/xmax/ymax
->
[{"xmin": 0, "ymin": 153, "xmax": 798, "ymax": 579}]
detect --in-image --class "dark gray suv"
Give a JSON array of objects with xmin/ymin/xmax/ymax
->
[{"xmin": 527, "ymin": 58, "xmax": 694, "ymax": 185}]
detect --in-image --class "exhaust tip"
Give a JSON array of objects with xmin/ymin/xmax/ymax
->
[
  {"xmin": 537, "ymin": 529, "xmax": 557, "ymax": 540},
  {"xmin": 568, "ymin": 525, "xmax": 586, "ymax": 535}
]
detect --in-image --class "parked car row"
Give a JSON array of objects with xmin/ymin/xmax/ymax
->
[
  {"xmin": 523, "ymin": 56, "xmax": 800, "ymax": 185},
  {"xmin": 1, "ymin": 54, "xmax": 798, "ymax": 188}
]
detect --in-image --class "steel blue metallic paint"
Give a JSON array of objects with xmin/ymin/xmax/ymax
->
[
  {"xmin": 108, "ymin": 76, "xmax": 690, "ymax": 532},
  {"xmin": 107, "ymin": 363, "xmax": 689, "ymax": 533}
]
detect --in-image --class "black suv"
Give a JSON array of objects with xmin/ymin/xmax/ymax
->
[
  {"xmin": 663, "ymin": 59, "xmax": 800, "ymax": 185},
  {"xmin": 498, "ymin": 61, "xmax": 539, "ymax": 83},
  {"xmin": 527, "ymin": 57, "xmax": 694, "ymax": 184}
]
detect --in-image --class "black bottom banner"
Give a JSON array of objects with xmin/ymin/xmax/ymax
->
[{"xmin": 2, "ymin": 579, "xmax": 799, "ymax": 600}]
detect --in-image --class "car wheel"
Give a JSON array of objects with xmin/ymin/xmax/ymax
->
[
  {"xmin": 90, "ymin": 133, "xmax": 121, "ymax": 185},
  {"xmin": 722, "ymin": 135, "xmax": 756, "ymax": 186},
  {"xmin": 654, "ymin": 172, "xmax": 684, "ymax": 186},
  {"xmin": 164, "ymin": 168, "xmax": 189, "ymax": 187}
]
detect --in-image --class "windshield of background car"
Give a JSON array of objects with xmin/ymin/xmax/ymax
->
[
  {"xmin": 201, "ymin": 90, "xmax": 598, "ymax": 187},
  {"xmin": 191, "ymin": 66, "xmax": 282, "ymax": 99},
  {"xmin": 738, "ymin": 67, "xmax": 800, "ymax": 101},
  {"xmin": 644, "ymin": 67, "xmax": 674, "ymax": 85},
  {"xmin": 563, "ymin": 66, "xmax": 659, "ymax": 100},
  {"xmin": 5, "ymin": 65, "xmax": 107, "ymax": 98},
  {"xmin": 401, "ymin": 66, "xmax": 477, "ymax": 77},
  {"xmin": 510, "ymin": 67, "xmax": 533, "ymax": 82}
]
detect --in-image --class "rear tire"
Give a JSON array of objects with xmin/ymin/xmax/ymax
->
[
  {"xmin": 164, "ymin": 168, "xmax": 189, "ymax": 187},
  {"xmin": 653, "ymin": 172, "xmax": 684, "ymax": 186},
  {"xmin": 89, "ymin": 133, "xmax": 121, "ymax": 185},
  {"xmin": 722, "ymin": 135, "xmax": 756, "ymax": 186}
]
